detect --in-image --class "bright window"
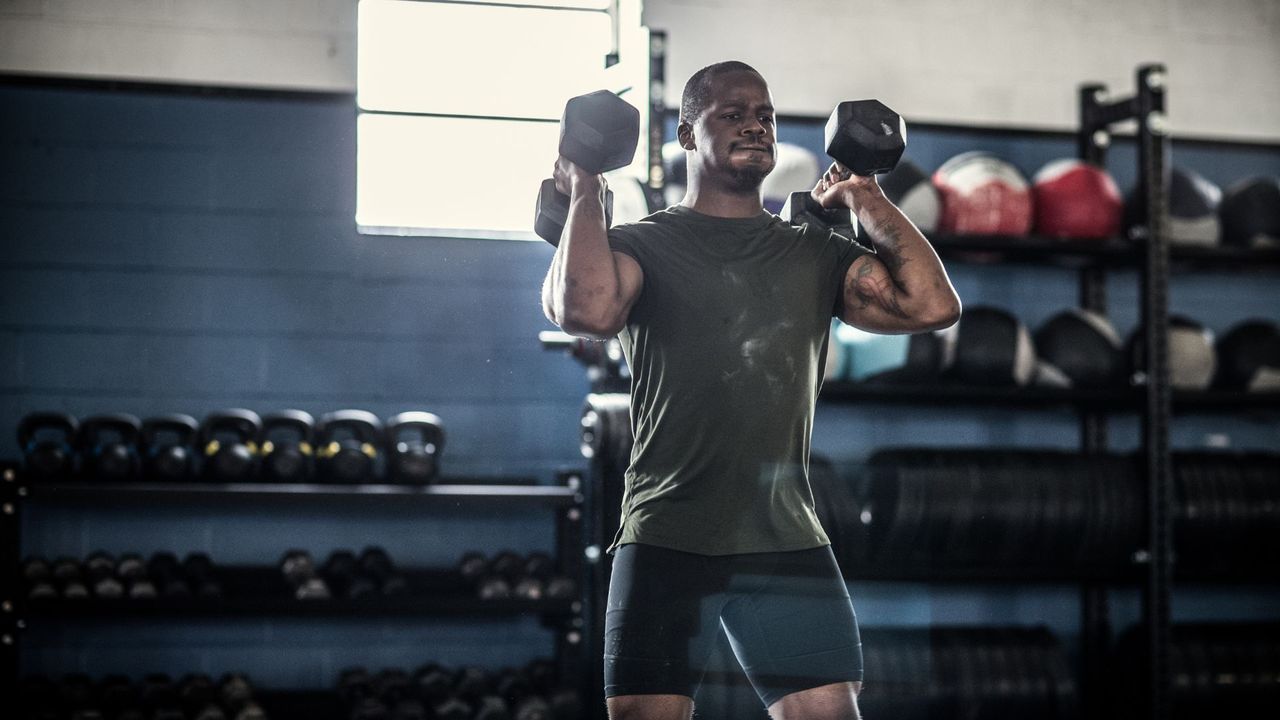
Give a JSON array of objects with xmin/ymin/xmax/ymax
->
[{"xmin": 356, "ymin": 0, "xmax": 649, "ymax": 239}]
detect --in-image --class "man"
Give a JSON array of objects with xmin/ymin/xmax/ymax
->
[{"xmin": 542, "ymin": 61, "xmax": 961, "ymax": 720}]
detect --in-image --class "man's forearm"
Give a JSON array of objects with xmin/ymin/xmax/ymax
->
[
  {"xmin": 552, "ymin": 180, "xmax": 621, "ymax": 331},
  {"xmin": 849, "ymin": 186, "xmax": 954, "ymax": 304}
]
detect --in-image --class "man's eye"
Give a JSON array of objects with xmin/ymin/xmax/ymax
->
[{"xmin": 723, "ymin": 113, "xmax": 740, "ymax": 120}]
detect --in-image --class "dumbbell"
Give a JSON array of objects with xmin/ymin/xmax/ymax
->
[
  {"xmin": 18, "ymin": 411, "xmax": 79, "ymax": 482},
  {"xmin": 543, "ymin": 575, "xmax": 578, "ymax": 600},
  {"xmin": 116, "ymin": 553, "xmax": 156, "ymax": 598},
  {"xmin": 141, "ymin": 414, "xmax": 199, "ymax": 483},
  {"xmin": 139, "ymin": 673, "xmax": 180, "ymax": 716},
  {"xmin": 178, "ymin": 674, "xmax": 216, "ymax": 718},
  {"xmin": 454, "ymin": 666, "xmax": 493, "ymax": 704},
  {"xmin": 825, "ymin": 100, "xmax": 907, "ymax": 177},
  {"xmin": 513, "ymin": 552, "xmax": 556, "ymax": 600},
  {"xmin": 280, "ymin": 549, "xmax": 330, "ymax": 600},
  {"xmin": 375, "ymin": 669, "xmax": 413, "ymax": 706},
  {"xmin": 409, "ymin": 664, "xmax": 451, "ymax": 707},
  {"xmin": 782, "ymin": 100, "xmax": 907, "ymax": 236},
  {"xmin": 459, "ymin": 551, "xmax": 489, "ymax": 583},
  {"xmin": 217, "ymin": 674, "xmax": 255, "ymax": 716},
  {"xmin": 325, "ymin": 549, "xmax": 378, "ymax": 599},
  {"xmin": 339, "ymin": 667, "xmax": 375, "ymax": 705},
  {"xmin": 200, "ymin": 409, "xmax": 262, "ymax": 483},
  {"xmin": 434, "ymin": 698, "xmax": 472, "ymax": 720},
  {"xmin": 359, "ymin": 546, "xmax": 407, "ymax": 596},
  {"xmin": 259, "ymin": 410, "xmax": 316, "ymax": 483},
  {"xmin": 149, "ymin": 551, "xmax": 191, "ymax": 598},
  {"xmin": 779, "ymin": 192, "xmax": 857, "ymax": 239},
  {"xmin": 534, "ymin": 90, "xmax": 641, "ymax": 246},
  {"xmin": 23, "ymin": 556, "xmax": 58, "ymax": 600},
  {"xmin": 513, "ymin": 695, "xmax": 553, "ymax": 720},
  {"xmin": 100, "ymin": 674, "xmax": 139, "ymax": 718},
  {"xmin": 495, "ymin": 668, "xmax": 532, "ymax": 704},
  {"xmin": 475, "ymin": 696, "xmax": 512, "ymax": 720},
  {"xmin": 52, "ymin": 556, "xmax": 90, "ymax": 599},
  {"xmin": 184, "ymin": 552, "xmax": 223, "ymax": 598},
  {"xmin": 78, "ymin": 413, "xmax": 142, "ymax": 482},
  {"xmin": 522, "ymin": 660, "xmax": 556, "ymax": 696},
  {"xmin": 85, "ymin": 551, "xmax": 125, "ymax": 599},
  {"xmin": 468, "ymin": 552, "xmax": 516, "ymax": 599},
  {"xmin": 385, "ymin": 411, "xmax": 445, "ymax": 484},
  {"xmin": 549, "ymin": 689, "xmax": 584, "ymax": 720},
  {"xmin": 317, "ymin": 410, "xmax": 384, "ymax": 484}
]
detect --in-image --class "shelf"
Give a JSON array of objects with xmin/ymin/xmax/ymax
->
[
  {"xmin": 820, "ymin": 383, "xmax": 1280, "ymax": 415},
  {"xmin": 21, "ymin": 567, "xmax": 579, "ymax": 620},
  {"xmin": 930, "ymin": 234, "xmax": 1280, "ymax": 273},
  {"xmin": 841, "ymin": 564, "xmax": 1280, "ymax": 586},
  {"xmin": 1169, "ymin": 244, "xmax": 1280, "ymax": 272},
  {"xmin": 931, "ymin": 234, "xmax": 1136, "ymax": 268},
  {"xmin": 1171, "ymin": 390, "xmax": 1280, "ymax": 413},
  {"xmin": 19, "ymin": 480, "xmax": 581, "ymax": 507},
  {"xmin": 820, "ymin": 382, "xmax": 1128, "ymax": 411}
]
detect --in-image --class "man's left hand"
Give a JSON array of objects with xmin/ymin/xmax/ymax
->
[{"xmin": 811, "ymin": 161, "xmax": 881, "ymax": 212}]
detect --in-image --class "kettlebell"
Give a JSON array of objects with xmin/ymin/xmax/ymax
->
[
  {"xmin": 316, "ymin": 410, "xmax": 383, "ymax": 484},
  {"xmin": 18, "ymin": 411, "xmax": 79, "ymax": 482},
  {"xmin": 385, "ymin": 411, "xmax": 445, "ymax": 484},
  {"xmin": 141, "ymin": 414, "xmax": 199, "ymax": 483},
  {"xmin": 78, "ymin": 413, "xmax": 142, "ymax": 482},
  {"xmin": 199, "ymin": 409, "xmax": 262, "ymax": 483},
  {"xmin": 258, "ymin": 410, "xmax": 316, "ymax": 483}
]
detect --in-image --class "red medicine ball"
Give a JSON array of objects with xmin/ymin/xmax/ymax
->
[
  {"xmin": 1032, "ymin": 159, "xmax": 1123, "ymax": 239},
  {"xmin": 933, "ymin": 152, "xmax": 1034, "ymax": 236}
]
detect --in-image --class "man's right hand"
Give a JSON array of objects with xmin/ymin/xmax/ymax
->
[{"xmin": 554, "ymin": 155, "xmax": 606, "ymax": 198}]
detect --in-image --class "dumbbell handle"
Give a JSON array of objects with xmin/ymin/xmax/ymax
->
[{"xmin": 534, "ymin": 179, "xmax": 614, "ymax": 246}]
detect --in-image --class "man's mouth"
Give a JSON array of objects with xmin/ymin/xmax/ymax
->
[{"xmin": 735, "ymin": 145, "xmax": 770, "ymax": 152}]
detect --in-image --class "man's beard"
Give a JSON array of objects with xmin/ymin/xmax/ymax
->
[{"xmin": 726, "ymin": 163, "xmax": 773, "ymax": 193}]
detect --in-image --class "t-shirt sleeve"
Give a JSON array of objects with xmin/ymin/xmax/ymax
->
[
  {"xmin": 608, "ymin": 222, "xmax": 645, "ymax": 265},
  {"xmin": 824, "ymin": 228, "xmax": 873, "ymax": 318}
]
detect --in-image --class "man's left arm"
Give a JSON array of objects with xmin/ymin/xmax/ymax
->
[{"xmin": 814, "ymin": 162, "xmax": 961, "ymax": 334}]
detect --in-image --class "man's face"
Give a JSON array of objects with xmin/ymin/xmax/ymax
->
[{"xmin": 682, "ymin": 70, "xmax": 777, "ymax": 192}]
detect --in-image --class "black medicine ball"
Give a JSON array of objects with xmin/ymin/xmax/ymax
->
[
  {"xmin": 1127, "ymin": 316, "xmax": 1216, "ymax": 390},
  {"xmin": 1219, "ymin": 176, "xmax": 1280, "ymax": 249},
  {"xmin": 1124, "ymin": 165, "xmax": 1221, "ymax": 246},
  {"xmin": 1034, "ymin": 309, "xmax": 1126, "ymax": 389},
  {"xmin": 1213, "ymin": 319, "xmax": 1280, "ymax": 391},
  {"xmin": 878, "ymin": 158, "xmax": 941, "ymax": 234},
  {"xmin": 948, "ymin": 306, "xmax": 1036, "ymax": 387}
]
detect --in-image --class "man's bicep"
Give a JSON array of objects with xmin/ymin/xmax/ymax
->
[
  {"xmin": 614, "ymin": 250, "xmax": 644, "ymax": 321},
  {"xmin": 838, "ymin": 254, "xmax": 915, "ymax": 333}
]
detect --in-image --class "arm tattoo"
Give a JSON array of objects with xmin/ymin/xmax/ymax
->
[
  {"xmin": 864, "ymin": 210, "xmax": 909, "ymax": 276},
  {"xmin": 847, "ymin": 257, "xmax": 911, "ymax": 320}
]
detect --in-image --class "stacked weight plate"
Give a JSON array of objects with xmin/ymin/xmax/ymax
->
[
  {"xmin": 1112, "ymin": 622, "xmax": 1280, "ymax": 717},
  {"xmin": 857, "ymin": 626, "xmax": 1078, "ymax": 720},
  {"xmin": 1173, "ymin": 451, "xmax": 1280, "ymax": 575},
  {"xmin": 812, "ymin": 449, "xmax": 1146, "ymax": 577}
]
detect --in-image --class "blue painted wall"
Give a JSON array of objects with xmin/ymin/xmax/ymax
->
[{"xmin": 2, "ymin": 82, "xmax": 1277, "ymax": 699}]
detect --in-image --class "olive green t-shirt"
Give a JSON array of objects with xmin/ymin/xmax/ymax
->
[{"xmin": 606, "ymin": 204, "xmax": 869, "ymax": 555}]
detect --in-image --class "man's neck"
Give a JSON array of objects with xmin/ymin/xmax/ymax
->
[{"xmin": 679, "ymin": 181, "xmax": 764, "ymax": 218}]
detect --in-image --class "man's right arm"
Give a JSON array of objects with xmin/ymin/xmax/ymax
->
[{"xmin": 541, "ymin": 159, "xmax": 643, "ymax": 339}]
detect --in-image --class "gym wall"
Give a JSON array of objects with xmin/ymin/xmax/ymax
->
[
  {"xmin": 2, "ymin": 0, "xmax": 1278, "ymax": 707},
  {"xmin": 1, "ymin": 0, "xmax": 1278, "ymax": 141}
]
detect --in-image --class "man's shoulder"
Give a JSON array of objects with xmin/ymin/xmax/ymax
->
[{"xmin": 609, "ymin": 207, "xmax": 684, "ymax": 244}]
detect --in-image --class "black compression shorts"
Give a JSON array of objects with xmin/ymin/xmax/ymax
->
[{"xmin": 604, "ymin": 543, "xmax": 863, "ymax": 708}]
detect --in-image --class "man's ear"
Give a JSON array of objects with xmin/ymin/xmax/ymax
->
[{"xmin": 677, "ymin": 121, "xmax": 695, "ymax": 151}]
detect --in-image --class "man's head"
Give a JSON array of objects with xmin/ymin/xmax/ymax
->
[{"xmin": 677, "ymin": 61, "xmax": 777, "ymax": 194}]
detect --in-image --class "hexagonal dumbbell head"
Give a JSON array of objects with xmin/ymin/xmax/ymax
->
[
  {"xmin": 558, "ymin": 90, "xmax": 641, "ymax": 174},
  {"xmin": 824, "ymin": 100, "xmax": 907, "ymax": 177}
]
